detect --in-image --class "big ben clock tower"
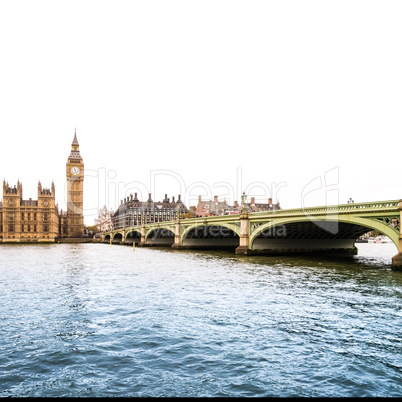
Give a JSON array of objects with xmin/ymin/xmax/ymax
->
[{"xmin": 66, "ymin": 129, "xmax": 85, "ymax": 237}]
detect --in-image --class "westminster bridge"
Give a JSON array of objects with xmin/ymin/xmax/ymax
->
[{"xmin": 103, "ymin": 199, "xmax": 402, "ymax": 270}]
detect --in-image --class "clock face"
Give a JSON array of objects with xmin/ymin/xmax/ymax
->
[{"xmin": 71, "ymin": 166, "xmax": 80, "ymax": 175}]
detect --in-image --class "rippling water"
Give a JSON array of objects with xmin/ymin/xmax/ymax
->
[{"xmin": 0, "ymin": 243, "xmax": 401, "ymax": 397}]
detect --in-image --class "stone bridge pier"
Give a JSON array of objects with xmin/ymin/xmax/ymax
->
[
  {"xmin": 138, "ymin": 224, "xmax": 146, "ymax": 246},
  {"xmin": 235, "ymin": 213, "xmax": 249, "ymax": 255},
  {"xmin": 392, "ymin": 200, "xmax": 402, "ymax": 271},
  {"xmin": 120, "ymin": 229, "xmax": 126, "ymax": 245},
  {"xmin": 171, "ymin": 220, "xmax": 182, "ymax": 249}
]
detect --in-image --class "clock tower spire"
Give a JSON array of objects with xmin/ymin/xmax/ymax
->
[{"xmin": 66, "ymin": 129, "xmax": 85, "ymax": 238}]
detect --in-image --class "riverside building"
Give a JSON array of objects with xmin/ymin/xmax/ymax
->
[
  {"xmin": 112, "ymin": 193, "xmax": 188, "ymax": 230},
  {"xmin": 195, "ymin": 195, "xmax": 281, "ymax": 217}
]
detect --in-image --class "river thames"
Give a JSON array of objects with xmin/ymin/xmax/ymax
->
[{"xmin": 0, "ymin": 243, "xmax": 401, "ymax": 397}]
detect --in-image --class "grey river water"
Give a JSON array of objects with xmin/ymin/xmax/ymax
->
[{"xmin": 0, "ymin": 243, "xmax": 401, "ymax": 397}]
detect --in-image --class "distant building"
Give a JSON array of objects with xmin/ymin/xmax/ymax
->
[
  {"xmin": 95, "ymin": 205, "xmax": 114, "ymax": 232},
  {"xmin": 196, "ymin": 195, "xmax": 281, "ymax": 216},
  {"xmin": 112, "ymin": 193, "xmax": 189, "ymax": 229},
  {"xmin": 196, "ymin": 195, "xmax": 229, "ymax": 217},
  {"xmin": 243, "ymin": 197, "xmax": 281, "ymax": 213}
]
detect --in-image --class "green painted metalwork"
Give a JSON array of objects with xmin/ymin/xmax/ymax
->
[
  {"xmin": 248, "ymin": 200, "xmax": 400, "ymax": 248},
  {"xmin": 102, "ymin": 199, "xmax": 401, "ymax": 249}
]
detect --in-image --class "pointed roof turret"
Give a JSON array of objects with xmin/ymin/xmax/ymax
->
[
  {"xmin": 72, "ymin": 128, "xmax": 79, "ymax": 146},
  {"xmin": 69, "ymin": 128, "xmax": 82, "ymax": 160}
]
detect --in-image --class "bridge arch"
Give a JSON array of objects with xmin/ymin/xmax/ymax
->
[
  {"xmin": 112, "ymin": 232, "xmax": 123, "ymax": 243},
  {"xmin": 104, "ymin": 234, "xmax": 111, "ymax": 243},
  {"xmin": 181, "ymin": 222, "xmax": 240, "ymax": 242},
  {"xmin": 125, "ymin": 229, "xmax": 142, "ymax": 243},
  {"xmin": 249, "ymin": 215, "xmax": 399, "ymax": 250},
  {"xmin": 181, "ymin": 222, "xmax": 240, "ymax": 248},
  {"xmin": 145, "ymin": 227, "xmax": 175, "ymax": 246}
]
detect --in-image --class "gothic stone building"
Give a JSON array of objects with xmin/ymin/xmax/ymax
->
[
  {"xmin": 0, "ymin": 131, "xmax": 85, "ymax": 242},
  {"xmin": 0, "ymin": 180, "xmax": 59, "ymax": 242},
  {"xmin": 95, "ymin": 205, "xmax": 114, "ymax": 233}
]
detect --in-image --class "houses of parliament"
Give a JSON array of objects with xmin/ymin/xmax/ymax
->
[{"xmin": 0, "ymin": 131, "xmax": 85, "ymax": 242}]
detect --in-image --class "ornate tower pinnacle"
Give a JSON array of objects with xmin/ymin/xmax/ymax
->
[
  {"xmin": 69, "ymin": 129, "xmax": 82, "ymax": 160},
  {"xmin": 72, "ymin": 128, "xmax": 79, "ymax": 146}
]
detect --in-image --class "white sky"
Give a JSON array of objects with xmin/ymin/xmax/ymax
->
[{"xmin": 1, "ymin": 0, "xmax": 401, "ymax": 226}]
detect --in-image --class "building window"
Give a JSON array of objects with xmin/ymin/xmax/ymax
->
[
  {"xmin": 43, "ymin": 213, "xmax": 48, "ymax": 222},
  {"xmin": 28, "ymin": 213, "xmax": 30, "ymax": 220},
  {"xmin": 9, "ymin": 225, "xmax": 14, "ymax": 233},
  {"xmin": 28, "ymin": 225, "xmax": 31, "ymax": 232},
  {"xmin": 8, "ymin": 213, "xmax": 14, "ymax": 222},
  {"xmin": 43, "ymin": 225, "xmax": 49, "ymax": 233},
  {"xmin": 21, "ymin": 213, "xmax": 25, "ymax": 221},
  {"xmin": 34, "ymin": 213, "xmax": 37, "ymax": 221},
  {"xmin": 34, "ymin": 225, "xmax": 37, "ymax": 232},
  {"xmin": 22, "ymin": 225, "xmax": 24, "ymax": 232}
]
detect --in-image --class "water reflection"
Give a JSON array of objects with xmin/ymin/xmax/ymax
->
[{"xmin": 0, "ymin": 243, "xmax": 401, "ymax": 397}]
